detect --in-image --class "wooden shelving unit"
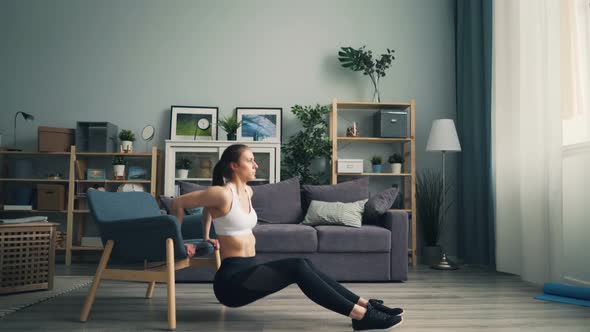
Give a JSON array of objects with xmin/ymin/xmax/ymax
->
[
  {"xmin": 0, "ymin": 146, "xmax": 159, "ymax": 265},
  {"xmin": 330, "ymin": 98, "xmax": 417, "ymax": 267}
]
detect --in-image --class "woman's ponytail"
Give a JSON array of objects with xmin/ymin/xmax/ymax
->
[{"xmin": 212, "ymin": 161, "xmax": 226, "ymax": 186}]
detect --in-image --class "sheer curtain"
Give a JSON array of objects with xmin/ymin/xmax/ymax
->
[{"xmin": 493, "ymin": 0, "xmax": 563, "ymax": 284}]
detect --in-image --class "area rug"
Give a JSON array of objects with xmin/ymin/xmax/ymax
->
[{"xmin": 0, "ymin": 276, "xmax": 92, "ymax": 319}]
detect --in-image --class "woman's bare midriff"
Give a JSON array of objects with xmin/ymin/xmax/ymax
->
[{"xmin": 218, "ymin": 233, "xmax": 256, "ymax": 260}]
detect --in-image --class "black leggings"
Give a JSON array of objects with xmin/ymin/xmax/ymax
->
[{"xmin": 213, "ymin": 257, "xmax": 361, "ymax": 316}]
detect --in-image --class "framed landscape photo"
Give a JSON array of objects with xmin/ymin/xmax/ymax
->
[
  {"xmin": 127, "ymin": 166, "xmax": 147, "ymax": 180},
  {"xmin": 86, "ymin": 168, "xmax": 106, "ymax": 180},
  {"xmin": 170, "ymin": 106, "xmax": 218, "ymax": 141},
  {"xmin": 236, "ymin": 107, "xmax": 282, "ymax": 142}
]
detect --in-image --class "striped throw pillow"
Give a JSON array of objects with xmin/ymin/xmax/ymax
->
[{"xmin": 302, "ymin": 199, "xmax": 368, "ymax": 228}]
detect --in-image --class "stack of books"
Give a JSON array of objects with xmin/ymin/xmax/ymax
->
[{"xmin": 0, "ymin": 216, "xmax": 48, "ymax": 224}]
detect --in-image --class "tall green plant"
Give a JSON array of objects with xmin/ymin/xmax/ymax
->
[
  {"xmin": 415, "ymin": 169, "xmax": 452, "ymax": 247},
  {"xmin": 281, "ymin": 104, "xmax": 332, "ymax": 185}
]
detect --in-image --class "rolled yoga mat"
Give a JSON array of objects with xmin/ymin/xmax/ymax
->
[{"xmin": 535, "ymin": 283, "xmax": 590, "ymax": 307}]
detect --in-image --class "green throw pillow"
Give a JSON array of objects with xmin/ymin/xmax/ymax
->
[{"xmin": 302, "ymin": 199, "xmax": 368, "ymax": 228}]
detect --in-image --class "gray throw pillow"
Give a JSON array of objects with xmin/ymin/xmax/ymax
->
[
  {"xmin": 302, "ymin": 199, "xmax": 368, "ymax": 228},
  {"xmin": 179, "ymin": 181, "xmax": 209, "ymax": 195},
  {"xmin": 159, "ymin": 195, "xmax": 174, "ymax": 213},
  {"xmin": 301, "ymin": 177, "xmax": 370, "ymax": 211},
  {"xmin": 363, "ymin": 187, "xmax": 399, "ymax": 225},
  {"xmin": 178, "ymin": 182, "xmax": 209, "ymax": 215},
  {"xmin": 251, "ymin": 177, "xmax": 302, "ymax": 224}
]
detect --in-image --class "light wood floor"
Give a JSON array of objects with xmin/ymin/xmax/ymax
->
[{"xmin": 1, "ymin": 264, "xmax": 588, "ymax": 331}]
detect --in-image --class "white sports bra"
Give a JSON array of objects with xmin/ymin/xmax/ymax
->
[{"xmin": 212, "ymin": 182, "xmax": 257, "ymax": 236}]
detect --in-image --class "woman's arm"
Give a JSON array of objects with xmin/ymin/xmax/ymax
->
[
  {"xmin": 201, "ymin": 207, "xmax": 219, "ymax": 249},
  {"xmin": 171, "ymin": 186, "xmax": 228, "ymax": 225}
]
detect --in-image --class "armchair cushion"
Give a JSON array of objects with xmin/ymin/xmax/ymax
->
[{"xmin": 97, "ymin": 214, "xmax": 188, "ymax": 262}]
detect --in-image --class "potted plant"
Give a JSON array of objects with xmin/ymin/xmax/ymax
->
[
  {"xmin": 112, "ymin": 156, "xmax": 127, "ymax": 179},
  {"xmin": 281, "ymin": 104, "xmax": 332, "ymax": 185},
  {"xmin": 175, "ymin": 156, "xmax": 192, "ymax": 179},
  {"xmin": 218, "ymin": 114, "xmax": 242, "ymax": 141},
  {"xmin": 119, "ymin": 129, "xmax": 136, "ymax": 153},
  {"xmin": 416, "ymin": 169, "xmax": 447, "ymax": 265},
  {"xmin": 338, "ymin": 46, "xmax": 395, "ymax": 102},
  {"xmin": 370, "ymin": 155, "xmax": 383, "ymax": 173},
  {"xmin": 388, "ymin": 153, "xmax": 404, "ymax": 174}
]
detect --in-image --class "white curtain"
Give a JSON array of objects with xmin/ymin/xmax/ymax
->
[{"xmin": 493, "ymin": 0, "xmax": 564, "ymax": 284}]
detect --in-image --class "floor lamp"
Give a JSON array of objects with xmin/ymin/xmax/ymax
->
[{"xmin": 426, "ymin": 119, "xmax": 461, "ymax": 270}]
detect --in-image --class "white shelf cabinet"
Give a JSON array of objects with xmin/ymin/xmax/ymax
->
[{"xmin": 164, "ymin": 140, "xmax": 281, "ymax": 196}]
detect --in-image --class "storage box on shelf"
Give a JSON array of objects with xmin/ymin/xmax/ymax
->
[
  {"xmin": 330, "ymin": 99, "xmax": 417, "ymax": 266},
  {"xmin": 0, "ymin": 146, "xmax": 159, "ymax": 265},
  {"xmin": 164, "ymin": 140, "xmax": 280, "ymax": 196}
]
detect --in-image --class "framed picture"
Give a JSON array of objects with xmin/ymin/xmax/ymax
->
[
  {"xmin": 127, "ymin": 166, "xmax": 147, "ymax": 180},
  {"xmin": 87, "ymin": 168, "xmax": 106, "ymax": 180},
  {"xmin": 236, "ymin": 107, "xmax": 282, "ymax": 142},
  {"xmin": 170, "ymin": 106, "xmax": 218, "ymax": 141}
]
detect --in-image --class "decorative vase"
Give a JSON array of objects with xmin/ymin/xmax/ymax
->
[
  {"xmin": 176, "ymin": 169, "xmax": 189, "ymax": 179},
  {"xmin": 372, "ymin": 164, "xmax": 382, "ymax": 173},
  {"xmin": 391, "ymin": 163, "xmax": 402, "ymax": 174},
  {"xmin": 227, "ymin": 133, "xmax": 236, "ymax": 141},
  {"xmin": 372, "ymin": 84, "xmax": 381, "ymax": 103}
]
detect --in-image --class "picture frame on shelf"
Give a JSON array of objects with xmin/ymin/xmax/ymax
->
[
  {"xmin": 127, "ymin": 166, "xmax": 147, "ymax": 180},
  {"xmin": 170, "ymin": 105, "xmax": 218, "ymax": 141},
  {"xmin": 86, "ymin": 168, "xmax": 106, "ymax": 180},
  {"xmin": 236, "ymin": 107, "xmax": 282, "ymax": 142}
]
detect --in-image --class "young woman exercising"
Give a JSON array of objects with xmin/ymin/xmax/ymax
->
[{"xmin": 171, "ymin": 144, "xmax": 403, "ymax": 331}]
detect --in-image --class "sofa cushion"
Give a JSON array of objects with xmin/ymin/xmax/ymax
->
[
  {"xmin": 316, "ymin": 225, "xmax": 391, "ymax": 253},
  {"xmin": 253, "ymin": 224, "xmax": 317, "ymax": 253},
  {"xmin": 363, "ymin": 187, "xmax": 399, "ymax": 225},
  {"xmin": 302, "ymin": 177, "xmax": 369, "ymax": 211},
  {"xmin": 251, "ymin": 177, "xmax": 302, "ymax": 224},
  {"xmin": 302, "ymin": 199, "xmax": 367, "ymax": 228}
]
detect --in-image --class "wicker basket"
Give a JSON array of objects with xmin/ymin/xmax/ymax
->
[{"xmin": 0, "ymin": 222, "xmax": 58, "ymax": 294}]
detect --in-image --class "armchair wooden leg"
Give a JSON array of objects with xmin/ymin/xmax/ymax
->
[
  {"xmin": 214, "ymin": 248, "xmax": 221, "ymax": 270},
  {"xmin": 80, "ymin": 240, "xmax": 114, "ymax": 322},
  {"xmin": 146, "ymin": 282, "xmax": 156, "ymax": 299},
  {"xmin": 166, "ymin": 238, "xmax": 176, "ymax": 330}
]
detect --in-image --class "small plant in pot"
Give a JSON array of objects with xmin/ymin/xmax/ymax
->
[
  {"xmin": 218, "ymin": 115, "xmax": 242, "ymax": 141},
  {"xmin": 175, "ymin": 156, "xmax": 192, "ymax": 179},
  {"xmin": 388, "ymin": 153, "xmax": 404, "ymax": 174},
  {"xmin": 112, "ymin": 156, "xmax": 127, "ymax": 179},
  {"xmin": 370, "ymin": 155, "xmax": 383, "ymax": 173},
  {"xmin": 119, "ymin": 129, "xmax": 136, "ymax": 153}
]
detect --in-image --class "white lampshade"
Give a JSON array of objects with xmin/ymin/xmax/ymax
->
[{"xmin": 426, "ymin": 119, "xmax": 461, "ymax": 152}]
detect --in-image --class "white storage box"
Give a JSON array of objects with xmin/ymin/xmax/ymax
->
[{"xmin": 337, "ymin": 159, "xmax": 363, "ymax": 174}]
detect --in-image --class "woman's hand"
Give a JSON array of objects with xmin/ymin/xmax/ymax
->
[
  {"xmin": 205, "ymin": 238, "xmax": 220, "ymax": 250},
  {"xmin": 184, "ymin": 243, "xmax": 196, "ymax": 259}
]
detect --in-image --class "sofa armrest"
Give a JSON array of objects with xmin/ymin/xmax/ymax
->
[{"xmin": 379, "ymin": 210, "xmax": 408, "ymax": 281}]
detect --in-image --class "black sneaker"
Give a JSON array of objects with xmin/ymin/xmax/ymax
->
[
  {"xmin": 352, "ymin": 303, "xmax": 403, "ymax": 331},
  {"xmin": 369, "ymin": 299, "xmax": 404, "ymax": 316}
]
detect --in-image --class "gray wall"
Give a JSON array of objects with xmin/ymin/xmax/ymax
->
[{"xmin": 0, "ymin": 0, "xmax": 459, "ymax": 257}]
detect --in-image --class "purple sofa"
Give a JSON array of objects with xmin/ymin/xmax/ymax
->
[{"xmin": 175, "ymin": 177, "xmax": 408, "ymax": 282}]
